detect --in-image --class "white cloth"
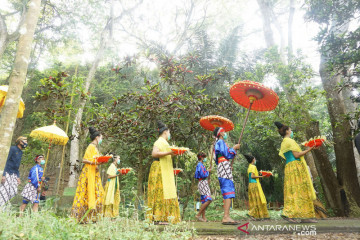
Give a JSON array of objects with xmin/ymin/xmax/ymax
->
[
  {"xmin": 198, "ymin": 179, "xmax": 211, "ymax": 196},
  {"xmin": 217, "ymin": 161, "xmax": 233, "ymax": 181},
  {"xmin": 21, "ymin": 183, "xmax": 38, "ymax": 203},
  {"xmin": 0, "ymin": 173, "xmax": 18, "ymax": 207}
]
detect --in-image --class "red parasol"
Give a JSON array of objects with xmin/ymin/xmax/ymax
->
[
  {"xmin": 199, "ymin": 115, "xmax": 234, "ymax": 132},
  {"xmin": 199, "ymin": 115, "xmax": 234, "ymax": 183},
  {"xmin": 230, "ymin": 80, "xmax": 279, "ymax": 166}
]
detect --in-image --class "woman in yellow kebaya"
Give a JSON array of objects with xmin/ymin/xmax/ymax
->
[
  {"xmin": 103, "ymin": 155, "xmax": 121, "ymax": 218},
  {"xmin": 71, "ymin": 127, "xmax": 106, "ymax": 223},
  {"xmin": 146, "ymin": 121, "xmax": 180, "ymax": 225},
  {"xmin": 244, "ymin": 154, "xmax": 269, "ymax": 220},
  {"xmin": 275, "ymin": 122, "xmax": 317, "ymax": 223}
]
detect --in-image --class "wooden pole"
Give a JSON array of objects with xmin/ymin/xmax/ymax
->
[
  {"xmin": 43, "ymin": 140, "xmax": 52, "ymax": 176},
  {"xmin": 37, "ymin": 139, "xmax": 52, "ymax": 200},
  {"xmin": 55, "ymin": 66, "xmax": 78, "ymax": 196},
  {"xmin": 208, "ymin": 139, "xmax": 216, "ymax": 184},
  {"xmin": 231, "ymin": 101, "xmax": 254, "ymax": 168}
]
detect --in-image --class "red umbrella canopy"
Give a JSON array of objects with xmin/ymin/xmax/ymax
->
[
  {"xmin": 199, "ymin": 115, "xmax": 234, "ymax": 132},
  {"xmin": 230, "ymin": 80, "xmax": 279, "ymax": 111}
]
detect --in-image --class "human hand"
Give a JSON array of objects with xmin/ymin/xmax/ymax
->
[
  {"xmin": 168, "ymin": 151, "xmax": 176, "ymax": 157},
  {"xmin": 233, "ymin": 144, "xmax": 241, "ymax": 150},
  {"xmin": 17, "ymin": 178, "xmax": 21, "ymax": 185},
  {"xmin": 41, "ymin": 177, "xmax": 45, "ymax": 181},
  {"xmin": 307, "ymin": 146, "xmax": 316, "ymax": 151},
  {"xmin": 37, "ymin": 187, "xmax": 41, "ymax": 193},
  {"xmin": 2, "ymin": 176, "xmax": 6, "ymax": 184}
]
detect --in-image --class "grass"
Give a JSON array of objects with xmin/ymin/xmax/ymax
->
[
  {"xmin": 183, "ymin": 207, "xmax": 282, "ymax": 222},
  {"xmin": 0, "ymin": 195, "xmax": 283, "ymax": 239},
  {"xmin": 0, "ymin": 205, "xmax": 196, "ymax": 240}
]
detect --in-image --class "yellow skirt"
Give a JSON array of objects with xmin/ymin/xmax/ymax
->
[
  {"xmin": 70, "ymin": 166, "xmax": 104, "ymax": 223},
  {"xmin": 283, "ymin": 160, "xmax": 315, "ymax": 218},
  {"xmin": 248, "ymin": 183, "xmax": 269, "ymax": 219},
  {"xmin": 103, "ymin": 181, "xmax": 120, "ymax": 218},
  {"xmin": 146, "ymin": 161, "xmax": 181, "ymax": 224}
]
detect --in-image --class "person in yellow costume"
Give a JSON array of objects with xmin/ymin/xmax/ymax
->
[
  {"xmin": 71, "ymin": 127, "xmax": 106, "ymax": 223},
  {"xmin": 244, "ymin": 154, "xmax": 270, "ymax": 220},
  {"xmin": 274, "ymin": 122, "xmax": 317, "ymax": 223},
  {"xmin": 103, "ymin": 155, "xmax": 121, "ymax": 218},
  {"xmin": 146, "ymin": 121, "xmax": 180, "ymax": 225}
]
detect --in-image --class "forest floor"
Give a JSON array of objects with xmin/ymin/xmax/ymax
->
[
  {"xmin": 194, "ymin": 233, "xmax": 360, "ymax": 240},
  {"xmin": 190, "ymin": 219, "xmax": 360, "ymax": 239}
]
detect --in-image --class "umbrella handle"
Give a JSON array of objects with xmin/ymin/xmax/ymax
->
[
  {"xmin": 208, "ymin": 139, "xmax": 216, "ymax": 184},
  {"xmin": 43, "ymin": 140, "xmax": 52, "ymax": 176},
  {"xmin": 40, "ymin": 139, "xmax": 52, "ymax": 192},
  {"xmin": 231, "ymin": 102, "xmax": 253, "ymax": 168}
]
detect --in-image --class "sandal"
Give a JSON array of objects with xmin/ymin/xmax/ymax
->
[
  {"xmin": 154, "ymin": 221, "xmax": 169, "ymax": 225},
  {"xmin": 281, "ymin": 215, "xmax": 298, "ymax": 223},
  {"xmin": 222, "ymin": 221, "xmax": 240, "ymax": 225},
  {"xmin": 195, "ymin": 215, "xmax": 205, "ymax": 222},
  {"xmin": 246, "ymin": 214, "xmax": 256, "ymax": 221},
  {"xmin": 301, "ymin": 219, "xmax": 318, "ymax": 223}
]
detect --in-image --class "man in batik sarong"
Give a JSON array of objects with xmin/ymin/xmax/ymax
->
[
  {"xmin": 0, "ymin": 136, "xmax": 27, "ymax": 208},
  {"xmin": 194, "ymin": 152, "xmax": 212, "ymax": 222},
  {"xmin": 213, "ymin": 127, "xmax": 240, "ymax": 225},
  {"xmin": 20, "ymin": 155, "xmax": 45, "ymax": 214}
]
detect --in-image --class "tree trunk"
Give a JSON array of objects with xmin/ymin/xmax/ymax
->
[
  {"xmin": 320, "ymin": 55, "xmax": 360, "ymax": 210},
  {"xmin": 0, "ymin": 0, "xmax": 41, "ymax": 172},
  {"xmin": 304, "ymin": 150, "xmax": 318, "ymax": 180},
  {"xmin": 256, "ymin": 0, "xmax": 275, "ymax": 48},
  {"xmin": 67, "ymin": 31, "xmax": 109, "ymax": 187},
  {"xmin": 353, "ymin": 143, "xmax": 360, "ymax": 185},
  {"xmin": 341, "ymin": 88, "xmax": 360, "ymax": 185},
  {"xmin": 306, "ymin": 121, "xmax": 345, "ymax": 215},
  {"xmin": 0, "ymin": 15, "xmax": 9, "ymax": 59},
  {"xmin": 256, "ymin": 0, "xmax": 346, "ymax": 215},
  {"xmin": 287, "ymin": 0, "xmax": 295, "ymax": 60},
  {"xmin": 136, "ymin": 159, "xmax": 144, "ymax": 197}
]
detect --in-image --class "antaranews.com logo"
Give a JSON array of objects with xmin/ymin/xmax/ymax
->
[{"xmin": 238, "ymin": 222, "xmax": 317, "ymax": 236}]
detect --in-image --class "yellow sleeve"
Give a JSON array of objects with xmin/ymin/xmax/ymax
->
[
  {"xmin": 247, "ymin": 164, "xmax": 256, "ymax": 175},
  {"xmin": 83, "ymin": 144, "xmax": 98, "ymax": 162},
  {"xmin": 279, "ymin": 138, "xmax": 301, "ymax": 159},
  {"xmin": 107, "ymin": 164, "xmax": 117, "ymax": 175},
  {"xmin": 154, "ymin": 138, "xmax": 162, "ymax": 150}
]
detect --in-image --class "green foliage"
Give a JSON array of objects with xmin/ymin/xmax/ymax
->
[
  {"xmin": 0, "ymin": 209, "xmax": 195, "ymax": 240},
  {"xmin": 305, "ymin": 0, "xmax": 360, "ymax": 109}
]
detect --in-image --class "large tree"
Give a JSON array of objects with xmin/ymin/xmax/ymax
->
[
  {"xmin": 306, "ymin": 0, "xmax": 360, "ymax": 213},
  {"xmin": 68, "ymin": 0, "xmax": 144, "ymax": 187},
  {"xmin": 0, "ymin": 0, "xmax": 42, "ymax": 172},
  {"xmin": 256, "ymin": 0, "xmax": 346, "ymax": 215}
]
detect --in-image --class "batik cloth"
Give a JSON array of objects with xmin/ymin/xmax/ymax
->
[
  {"xmin": 194, "ymin": 162, "xmax": 212, "ymax": 204},
  {"xmin": 71, "ymin": 144, "xmax": 104, "ymax": 223},
  {"xmin": 279, "ymin": 138, "xmax": 315, "ymax": 219},
  {"xmin": 215, "ymin": 139, "xmax": 236, "ymax": 199},
  {"xmin": 0, "ymin": 173, "xmax": 18, "ymax": 207},
  {"xmin": 103, "ymin": 163, "xmax": 120, "ymax": 218},
  {"xmin": 21, "ymin": 164, "xmax": 43, "ymax": 204},
  {"xmin": 146, "ymin": 161, "xmax": 181, "ymax": 223}
]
